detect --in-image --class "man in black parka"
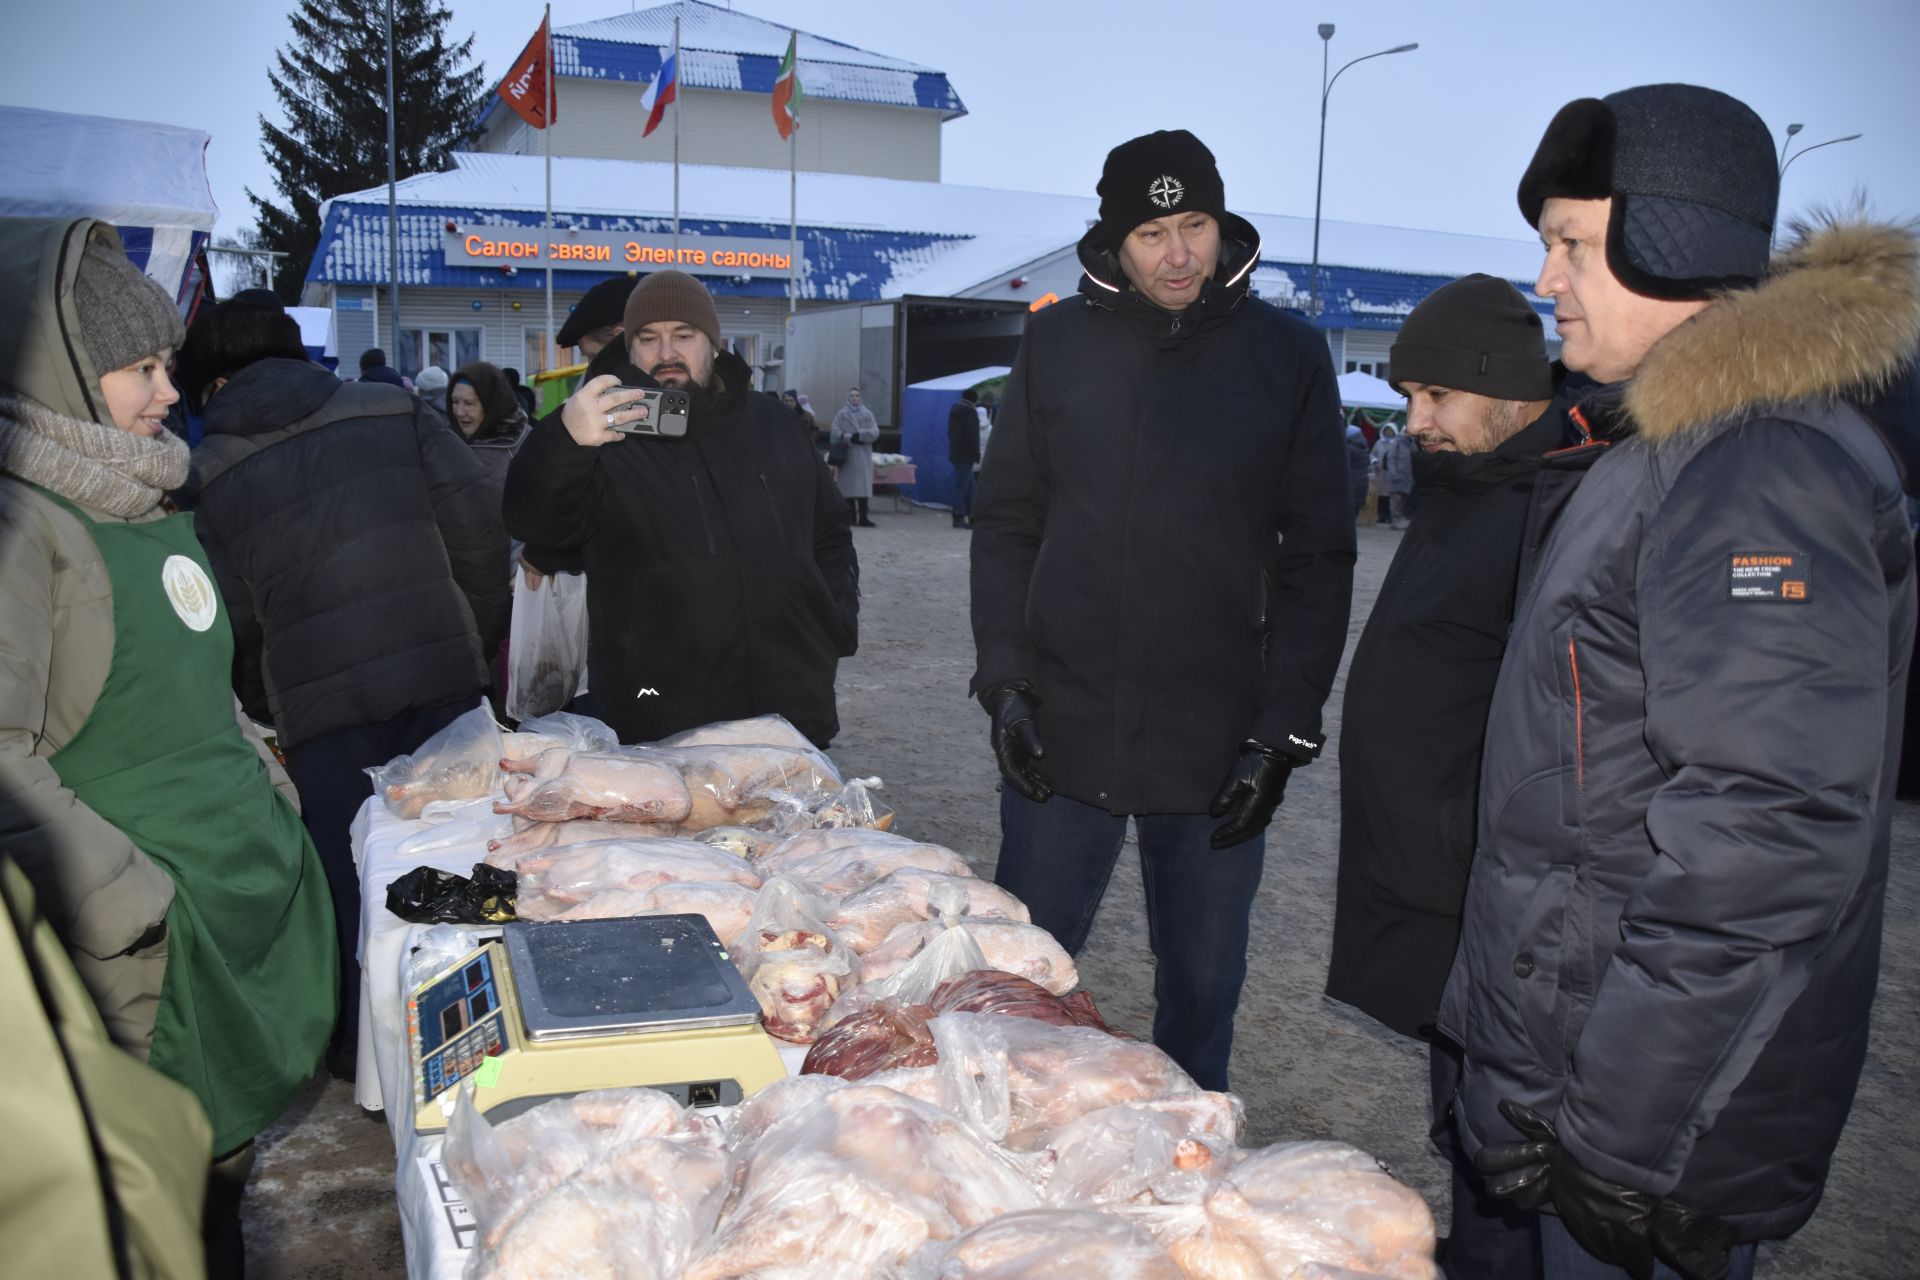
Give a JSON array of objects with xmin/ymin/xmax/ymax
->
[
  {"xmin": 504, "ymin": 271, "xmax": 858, "ymax": 747},
  {"xmin": 1326, "ymin": 274, "xmax": 1559, "ymax": 1278},
  {"xmin": 947, "ymin": 387, "xmax": 981, "ymax": 529},
  {"xmin": 969, "ymin": 130, "xmax": 1354, "ymax": 1090}
]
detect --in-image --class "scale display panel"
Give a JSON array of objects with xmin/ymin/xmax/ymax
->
[{"xmin": 413, "ymin": 947, "xmax": 510, "ymax": 1098}]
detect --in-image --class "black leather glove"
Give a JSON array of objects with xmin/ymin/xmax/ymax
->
[
  {"xmin": 1207, "ymin": 740, "xmax": 1295, "ymax": 849},
  {"xmin": 1476, "ymin": 1100, "xmax": 1734, "ymax": 1280},
  {"xmin": 982, "ymin": 682, "xmax": 1051, "ymax": 803}
]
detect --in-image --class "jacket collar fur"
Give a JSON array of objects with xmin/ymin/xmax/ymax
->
[{"xmin": 1627, "ymin": 218, "xmax": 1920, "ymax": 444}]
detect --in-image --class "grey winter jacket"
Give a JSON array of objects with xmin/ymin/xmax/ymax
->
[{"xmin": 1438, "ymin": 221, "xmax": 1920, "ymax": 1241}]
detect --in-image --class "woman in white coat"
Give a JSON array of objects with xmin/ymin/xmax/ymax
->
[{"xmin": 830, "ymin": 386, "xmax": 880, "ymax": 527}]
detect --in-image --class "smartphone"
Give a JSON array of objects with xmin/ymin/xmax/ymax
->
[{"xmin": 611, "ymin": 386, "xmax": 691, "ymax": 437}]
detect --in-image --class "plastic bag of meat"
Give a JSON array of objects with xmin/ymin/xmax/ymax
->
[
  {"xmin": 548, "ymin": 879, "xmax": 757, "ymax": 945},
  {"xmin": 505, "ymin": 570, "xmax": 588, "ymax": 721},
  {"xmin": 819, "ymin": 918, "xmax": 991, "ymax": 1034},
  {"xmin": 684, "ymin": 1083, "xmax": 1042, "ymax": 1280},
  {"xmin": 904, "ymin": 1209, "xmax": 1185, "ymax": 1280},
  {"xmin": 443, "ymin": 1086, "xmax": 719, "ymax": 1245},
  {"xmin": 802, "ymin": 999, "xmax": 940, "ymax": 1079},
  {"xmin": 513, "ymin": 839, "xmax": 761, "ymax": 915},
  {"xmin": 659, "ymin": 713, "xmax": 817, "ymax": 753},
  {"xmin": 759, "ymin": 832, "xmax": 977, "ymax": 896},
  {"xmin": 929, "ymin": 970, "xmax": 1119, "ymax": 1035},
  {"xmin": 484, "ymin": 818, "xmax": 681, "ymax": 868},
  {"xmin": 666, "ymin": 744, "xmax": 843, "ymax": 831},
  {"xmin": 494, "ymin": 750, "xmax": 693, "ymax": 824},
  {"xmin": 505, "ymin": 711, "xmax": 620, "ymax": 757},
  {"xmin": 1038, "ymin": 1101, "xmax": 1239, "ymax": 1209},
  {"xmin": 928, "ymin": 1013, "xmax": 1204, "ymax": 1151},
  {"xmin": 828, "ymin": 869, "xmax": 1031, "ymax": 953},
  {"xmin": 863, "ymin": 919, "xmax": 1077, "ymax": 996},
  {"xmin": 368, "ymin": 705, "xmax": 503, "ymax": 819},
  {"xmin": 807, "ymin": 775, "xmax": 897, "ymax": 831},
  {"xmin": 732, "ymin": 877, "xmax": 860, "ymax": 1043},
  {"xmin": 1121, "ymin": 1142, "xmax": 1440, "ymax": 1280},
  {"xmin": 691, "ymin": 825, "xmax": 782, "ymax": 860}
]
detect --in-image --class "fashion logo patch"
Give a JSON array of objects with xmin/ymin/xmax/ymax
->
[
  {"xmin": 1147, "ymin": 175, "xmax": 1185, "ymax": 210},
  {"xmin": 1728, "ymin": 550, "xmax": 1810, "ymax": 603},
  {"xmin": 162, "ymin": 555, "xmax": 218, "ymax": 631}
]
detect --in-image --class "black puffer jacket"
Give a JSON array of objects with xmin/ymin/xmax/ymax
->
[
  {"xmin": 1327, "ymin": 403, "xmax": 1567, "ymax": 1038},
  {"xmin": 188, "ymin": 358, "xmax": 509, "ymax": 748},
  {"xmin": 1438, "ymin": 221, "xmax": 1920, "ymax": 1241},
  {"xmin": 502, "ymin": 349, "xmax": 858, "ymax": 748},
  {"xmin": 970, "ymin": 217, "xmax": 1356, "ymax": 813}
]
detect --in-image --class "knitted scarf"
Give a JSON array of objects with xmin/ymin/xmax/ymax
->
[{"xmin": 0, "ymin": 393, "xmax": 189, "ymax": 518}]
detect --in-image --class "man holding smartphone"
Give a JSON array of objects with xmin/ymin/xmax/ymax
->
[{"xmin": 504, "ymin": 270, "xmax": 860, "ymax": 747}]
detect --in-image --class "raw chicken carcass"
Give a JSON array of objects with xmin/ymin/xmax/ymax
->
[
  {"xmin": 929, "ymin": 1013, "xmax": 1201, "ymax": 1150},
  {"xmin": 828, "ymin": 869, "xmax": 1031, "ymax": 953},
  {"xmin": 372, "ymin": 704, "xmax": 505, "ymax": 817},
  {"xmin": 660, "ymin": 714, "xmax": 817, "ymax": 752},
  {"xmin": 802, "ymin": 1000, "xmax": 940, "ymax": 1079},
  {"xmin": 485, "ymin": 818, "xmax": 679, "ymax": 867},
  {"xmin": 1038, "ymin": 1102, "xmax": 1238, "ymax": 1208},
  {"xmin": 514, "ymin": 839, "xmax": 761, "ymax": 911},
  {"xmin": 734, "ymin": 877, "xmax": 859, "ymax": 1043},
  {"xmin": 904, "ymin": 1209, "xmax": 1185, "ymax": 1280},
  {"xmin": 693, "ymin": 825, "xmax": 783, "ymax": 860},
  {"xmin": 1126, "ymin": 1142, "xmax": 1439, "ymax": 1280},
  {"xmin": 685, "ymin": 1084, "xmax": 1041, "ymax": 1280},
  {"xmin": 547, "ymin": 879, "xmax": 757, "ymax": 945},
  {"xmin": 929, "ymin": 970, "xmax": 1119, "ymax": 1035},
  {"xmin": 669, "ymin": 744, "xmax": 842, "ymax": 831},
  {"xmin": 863, "ymin": 919, "xmax": 1077, "ymax": 996},
  {"xmin": 494, "ymin": 751, "xmax": 693, "ymax": 824},
  {"xmin": 759, "ymin": 835, "xmax": 978, "ymax": 897}
]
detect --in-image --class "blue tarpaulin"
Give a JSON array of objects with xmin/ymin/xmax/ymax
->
[{"xmin": 899, "ymin": 366, "xmax": 1010, "ymax": 508}]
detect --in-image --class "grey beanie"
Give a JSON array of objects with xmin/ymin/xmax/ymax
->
[
  {"xmin": 1517, "ymin": 83, "xmax": 1778, "ymax": 300},
  {"xmin": 1390, "ymin": 274, "xmax": 1553, "ymax": 400},
  {"xmin": 73, "ymin": 235, "xmax": 186, "ymax": 375}
]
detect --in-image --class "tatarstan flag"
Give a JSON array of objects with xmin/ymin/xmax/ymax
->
[{"xmin": 772, "ymin": 31, "xmax": 802, "ymax": 140}]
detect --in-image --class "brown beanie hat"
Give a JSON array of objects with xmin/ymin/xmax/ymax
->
[
  {"xmin": 74, "ymin": 234, "xmax": 186, "ymax": 376},
  {"xmin": 622, "ymin": 270, "xmax": 722, "ymax": 352}
]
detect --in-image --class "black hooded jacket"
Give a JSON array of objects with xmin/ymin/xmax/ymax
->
[
  {"xmin": 187, "ymin": 358, "xmax": 508, "ymax": 748},
  {"xmin": 1327, "ymin": 400, "xmax": 1571, "ymax": 1038},
  {"xmin": 970, "ymin": 216, "xmax": 1356, "ymax": 813},
  {"xmin": 502, "ymin": 349, "xmax": 858, "ymax": 748}
]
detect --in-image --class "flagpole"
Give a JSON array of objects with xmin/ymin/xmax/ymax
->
[
  {"xmin": 384, "ymin": 0, "xmax": 400, "ymax": 358},
  {"xmin": 543, "ymin": 3, "xmax": 554, "ymax": 374},
  {"xmin": 788, "ymin": 30, "xmax": 798, "ymax": 319},
  {"xmin": 672, "ymin": 16, "xmax": 682, "ymax": 254}
]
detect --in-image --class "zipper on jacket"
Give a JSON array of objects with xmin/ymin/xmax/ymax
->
[
  {"xmin": 690, "ymin": 473, "xmax": 718, "ymax": 555},
  {"xmin": 758, "ymin": 472, "xmax": 787, "ymax": 539},
  {"xmin": 1568, "ymin": 635, "xmax": 1584, "ymax": 789}
]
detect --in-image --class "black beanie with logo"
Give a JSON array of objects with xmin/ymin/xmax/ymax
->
[
  {"xmin": 1390, "ymin": 274, "xmax": 1553, "ymax": 401},
  {"xmin": 1094, "ymin": 130, "xmax": 1228, "ymax": 249},
  {"xmin": 1517, "ymin": 83, "xmax": 1778, "ymax": 300}
]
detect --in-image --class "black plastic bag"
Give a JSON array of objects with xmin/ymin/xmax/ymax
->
[{"xmin": 386, "ymin": 863, "xmax": 518, "ymax": 924}]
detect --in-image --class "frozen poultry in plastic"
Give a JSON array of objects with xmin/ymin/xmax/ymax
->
[
  {"xmin": 547, "ymin": 879, "xmax": 757, "ymax": 945},
  {"xmin": 494, "ymin": 751, "xmax": 693, "ymax": 824},
  {"xmin": 828, "ymin": 869, "xmax": 1030, "ymax": 953},
  {"xmin": 862, "ymin": 920, "xmax": 1077, "ymax": 996},
  {"xmin": 904, "ymin": 1209, "xmax": 1185, "ymax": 1280}
]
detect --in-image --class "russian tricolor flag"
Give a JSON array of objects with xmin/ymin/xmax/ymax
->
[{"xmin": 640, "ymin": 49, "xmax": 678, "ymax": 138}]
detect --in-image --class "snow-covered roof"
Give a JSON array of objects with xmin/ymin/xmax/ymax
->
[
  {"xmin": 310, "ymin": 152, "xmax": 1552, "ymax": 328},
  {"xmin": 482, "ymin": 1, "xmax": 965, "ymax": 129}
]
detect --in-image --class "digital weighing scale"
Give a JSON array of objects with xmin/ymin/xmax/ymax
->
[{"xmin": 407, "ymin": 914, "xmax": 787, "ymax": 1132}]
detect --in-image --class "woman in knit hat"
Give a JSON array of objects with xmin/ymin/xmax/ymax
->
[{"xmin": 0, "ymin": 218, "xmax": 336, "ymax": 1276}]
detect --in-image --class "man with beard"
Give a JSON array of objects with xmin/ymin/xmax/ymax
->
[
  {"xmin": 503, "ymin": 271, "xmax": 859, "ymax": 746},
  {"xmin": 1326, "ymin": 273, "xmax": 1558, "ymax": 1278},
  {"xmin": 969, "ymin": 129, "xmax": 1354, "ymax": 1091}
]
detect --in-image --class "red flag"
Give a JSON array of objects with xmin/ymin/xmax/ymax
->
[
  {"xmin": 771, "ymin": 31, "xmax": 801, "ymax": 140},
  {"xmin": 497, "ymin": 16, "xmax": 557, "ymax": 130}
]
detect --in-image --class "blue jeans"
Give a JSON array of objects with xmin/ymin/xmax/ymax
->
[
  {"xmin": 1540, "ymin": 1215, "xmax": 1757, "ymax": 1280},
  {"xmin": 992, "ymin": 787, "xmax": 1264, "ymax": 1090},
  {"xmin": 952, "ymin": 464, "xmax": 977, "ymax": 519}
]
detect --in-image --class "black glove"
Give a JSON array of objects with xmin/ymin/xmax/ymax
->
[
  {"xmin": 1207, "ymin": 740, "xmax": 1295, "ymax": 849},
  {"xmin": 1476, "ymin": 1100, "xmax": 1734, "ymax": 1280},
  {"xmin": 982, "ymin": 682, "xmax": 1051, "ymax": 803}
]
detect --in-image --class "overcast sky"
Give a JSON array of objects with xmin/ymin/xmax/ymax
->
[{"xmin": 7, "ymin": 0, "xmax": 1917, "ymax": 251}]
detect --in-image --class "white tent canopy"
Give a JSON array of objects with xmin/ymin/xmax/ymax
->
[
  {"xmin": 0, "ymin": 105, "xmax": 217, "ymax": 304},
  {"xmin": 907, "ymin": 366, "xmax": 1012, "ymax": 391},
  {"xmin": 1338, "ymin": 370, "xmax": 1405, "ymax": 411}
]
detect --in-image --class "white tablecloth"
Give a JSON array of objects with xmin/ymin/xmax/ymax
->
[{"xmin": 348, "ymin": 797, "xmax": 805, "ymax": 1280}]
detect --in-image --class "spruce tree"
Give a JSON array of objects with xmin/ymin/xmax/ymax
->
[{"xmin": 248, "ymin": 0, "xmax": 486, "ymax": 300}]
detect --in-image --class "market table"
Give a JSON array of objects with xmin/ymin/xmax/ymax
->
[
  {"xmin": 348, "ymin": 798, "xmax": 806, "ymax": 1280},
  {"xmin": 872, "ymin": 460, "xmax": 917, "ymax": 512}
]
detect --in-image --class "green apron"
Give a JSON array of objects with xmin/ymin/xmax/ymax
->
[{"xmin": 40, "ymin": 490, "xmax": 336, "ymax": 1153}]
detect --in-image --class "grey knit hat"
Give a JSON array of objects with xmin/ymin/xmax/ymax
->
[
  {"xmin": 73, "ymin": 234, "xmax": 186, "ymax": 374},
  {"xmin": 1390, "ymin": 274, "xmax": 1553, "ymax": 400},
  {"xmin": 1517, "ymin": 83, "xmax": 1778, "ymax": 300}
]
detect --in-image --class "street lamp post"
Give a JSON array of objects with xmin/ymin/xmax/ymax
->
[
  {"xmin": 1310, "ymin": 26, "xmax": 1417, "ymax": 319},
  {"xmin": 1777, "ymin": 122, "xmax": 1803, "ymax": 173},
  {"xmin": 1775, "ymin": 127, "xmax": 1863, "ymax": 243}
]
